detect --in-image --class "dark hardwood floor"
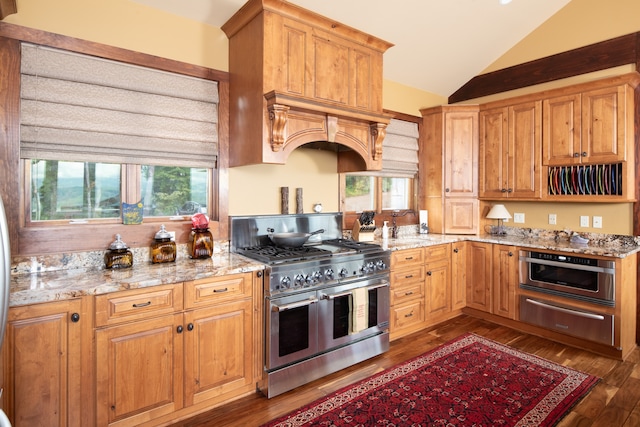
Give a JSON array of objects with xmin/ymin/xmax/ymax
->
[{"xmin": 168, "ymin": 315, "xmax": 640, "ymax": 427}]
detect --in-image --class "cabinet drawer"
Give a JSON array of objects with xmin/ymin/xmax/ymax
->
[
  {"xmin": 391, "ymin": 300, "xmax": 425, "ymax": 330},
  {"xmin": 391, "ymin": 265, "xmax": 425, "ymax": 286},
  {"xmin": 391, "ymin": 282, "xmax": 424, "ymax": 305},
  {"xmin": 95, "ymin": 283, "xmax": 183, "ymax": 327},
  {"xmin": 185, "ymin": 273, "xmax": 252, "ymax": 309},
  {"xmin": 424, "ymin": 244, "xmax": 449, "ymax": 261},
  {"xmin": 391, "ymin": 248, "xmax": 424, "ymax": 268}
]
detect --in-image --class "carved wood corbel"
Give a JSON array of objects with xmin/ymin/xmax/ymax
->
[
  {"xmin": 370, "ymin": 122, "xmax": 386, "ymax": 161},
  {"xmin": 326, "ymin": 116, "xmax": 338, "ymax": 142},
  {"xmin": 268, "ymin": 104, "xmax": 290, "ymax": 152}
]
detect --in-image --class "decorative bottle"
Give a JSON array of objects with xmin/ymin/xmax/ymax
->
[
  {"xmin": 151, "ymin": 224, "xmax": 176, "ymax": 264},
  {"xmin": 190, "ymin": 213, "xmax": 213, "ymax": 259},
  {"xmin": 104, "ymin": 234, "xmax": 133, "ymax": 269}
]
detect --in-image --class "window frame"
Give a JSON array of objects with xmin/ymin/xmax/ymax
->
[
  {"xmin": 339, "ymin": 111, "xmax": 420, "ymax": 229},
  {"xmin": 0, "ymin": 26, "xmax": 229, "ymax": 256}
]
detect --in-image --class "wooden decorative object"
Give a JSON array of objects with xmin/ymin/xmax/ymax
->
[
  {"xmin": 280, "ymin": 187, "xmax": 289, "ymax": 214},
  {"xmin": 296, "ymin": 188, "xmax": 303, "ymax": 213}
]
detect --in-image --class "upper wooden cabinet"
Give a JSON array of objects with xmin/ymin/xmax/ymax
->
[
  {"xmin": 543, "ymin": 81, "xmax": 636, "ymax": 166},
  {"xmin": 222, "ymin": 0, "xmax": 393, "ymax": 170},
  {"xmin": 479, "ymin": 100, "xmax": 542, "ymax": 200},
  {"xmin": 421, "ymin": 105, "xmax": 479, "ymax": 233}
]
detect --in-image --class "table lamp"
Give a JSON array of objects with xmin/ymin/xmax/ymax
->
[{"xmin": 486, "ymin": 204, "xmax": 511, "ymax": 235}]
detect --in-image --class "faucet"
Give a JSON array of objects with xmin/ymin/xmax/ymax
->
[{"xmin": 390, "ymin": 210, "xmax": 409, "ymax": 238}]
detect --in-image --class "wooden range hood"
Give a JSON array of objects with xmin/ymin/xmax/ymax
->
[{"xmin": 222, "ymin": 0, "xmax": 393, "ymax": 171}]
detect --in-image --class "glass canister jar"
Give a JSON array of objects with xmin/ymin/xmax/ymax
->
[
  {"xmin": 104, "ymin": 234, "xmax": 133, "ymax": 269},
  {"xmin": 151, "ymin": 224, "xmax": 176, "ymax": 264},
  {"xmin": 190, "ymin": 228, "xmax": 213, "ymax": 259}
]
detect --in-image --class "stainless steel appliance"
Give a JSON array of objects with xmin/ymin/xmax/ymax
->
[
  {"xmin": 519, "ymin": 250, "xmax": 615, "ymax": 306},
  {"xmin": 519, "ymin": 250, "xmax": 615, "ymax": 346},
  {"xmin": 0, "ymin": 196, "xmax": 13, "ymax": 426},
  {"xmin": 230, "ymin": 213, "xmax": 390, "ymax": 398}
]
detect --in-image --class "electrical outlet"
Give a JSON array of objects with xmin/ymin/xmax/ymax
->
[
  {"xmin": 593, "ymin": 216, "xmax": 603, "ymax": 228},
  {"xmin": 548, "ymin": 214, "xmax": 557, "ymax": 225},
  {"xmin": 580, "ymin": 216, "xmax": 589, "ymax": 227},
  {"xmin": 513, "ymin": 213, "xmax": 525, "ymax": 223}
]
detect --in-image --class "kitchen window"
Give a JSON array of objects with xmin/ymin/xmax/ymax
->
[
  {"xmin": 341, "ymin": 116, "xmax": 419, "ymax": 219},
  {"xmin": 20, "ymin": 43, "xmax": 218, "ymax": 226}
]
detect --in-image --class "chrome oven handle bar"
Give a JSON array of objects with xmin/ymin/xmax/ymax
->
[
  {"xmin": 271, "ymin": 297, "xmax": 318, "ymax": 312},
  {"xmin": 321, "ymin": 281, "xmax": 390, "ymax": 300},
  {"xmin": 525, "ymin": 298, "xmax": 605, "ymax": 320},
  {"xmin": 520, "ymin": 256, "xmax": 615, "ymax": 275}
]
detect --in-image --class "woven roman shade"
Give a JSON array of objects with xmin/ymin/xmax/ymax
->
[
  {"xmin": 379, "ymin": 118, "xmax": 419, "ymax": 177},
  {"xmin": 20, "ymin": 43, "xmax": 219, "ymax": 169}
]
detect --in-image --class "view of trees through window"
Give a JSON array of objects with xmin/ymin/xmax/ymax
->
[
  {"xmin": 30, "ymin": 160, "xmax": 209, "ymax": 222},
  {"xmin": 344, "ymin": 175, "xmax": 412, "ymax": 212}
]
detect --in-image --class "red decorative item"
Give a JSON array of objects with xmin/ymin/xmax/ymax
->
[
  {"xmin": 191, "ymin": 213, "xmax": 210, "ymax": 230},
  {"xmin": 262, "ymin": 333, "xmax": 599, "ymax": 427}
]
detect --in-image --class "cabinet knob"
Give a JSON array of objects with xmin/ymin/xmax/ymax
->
[
  {"xmin": 582, "ymin": 152, "xmax": 587, "ymax": 157},
  {"xmin": 71, "ymin": 313, "xmax": 80, "ymax": 322},
  {"xmin": 187, "ymin": 323, "xmax": 194, "ymax": 331},
  {"xmin": 257, "ymin": 271, "xmax": 263, "ymax": 278},
  {"xmin": 427, "ymin": 271, "xmax": 432, "ymax": 276},
  {"xmin": 177, "ymin": 325, "xmax": 183, "ymax": 333},
  {"xmin": 507, "ymin": 188, "xmax": 513, "ymax": 193},
  {"xmin": 501, "ymin": 188, "xmax": 507, "ymax": 193},
  {"xmin": 508, "ymin": 251, "xmax": 513, "ymax": 257},
  {"xmin": 445, "ymin": 188, "xmax": 450, "ymax": 192},
  {"xmin": 574, "ymin": 152, "xmax": 580, "ymax": 158},
  {"xmin": 453, "ymin": 248, "xmax": 459, "ymax": 253}
]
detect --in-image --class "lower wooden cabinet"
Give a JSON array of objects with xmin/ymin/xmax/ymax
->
[
  {"xmin": 94, "ymin": 272, "xmax": 260, "ymax": 427},
  {"xmin": 1, "ymin": 298, "xmax": 91, "ymax": 427},
  {"xmin": 466, "ymin": 241, "xmax": 492, "ymax": 312},
  {"xmin": 390, "ymin": 248, "xmax": 426, "ymax": 340},
  {"xmin": 451, "ymin": 242, "xmax": 467, "ymax": 310},
  {"xmin": 424, "ymin": 244, "xmax": 451, "ymax": 320}
]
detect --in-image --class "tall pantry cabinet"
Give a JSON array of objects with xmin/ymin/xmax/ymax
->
[{"xmin": 420, "ymin": 105, "xmax": 479, "ymax": 234}]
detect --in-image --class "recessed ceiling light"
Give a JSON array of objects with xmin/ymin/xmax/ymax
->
[{"xmin": 500, "ymin": 0, "xmax": 513, "ymax": 4}]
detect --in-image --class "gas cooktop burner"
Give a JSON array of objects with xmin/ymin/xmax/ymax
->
[{"xmin": 237, "ymin": 245, "xmax": 333, "ymax": 264}]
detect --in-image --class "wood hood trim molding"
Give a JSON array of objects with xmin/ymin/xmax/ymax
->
[{"xmin": 0, "ymin": 0, "xmax": 17, "ymax": 20}]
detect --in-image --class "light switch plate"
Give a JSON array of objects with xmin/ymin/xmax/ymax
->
[
  {"xmin": 548, "ymin": 214, "xmax": 557, "ymax": 225},
  {"xmin": 580, "ymin": 216, "xmax": 589, "ymax": 227},
  {"xmin": 593, "ymin": 216, "xmax": 602, "ymax": 228},
  {"xmin": 513, "ymin": 213, "xmax": 525, "ymax": 223}
]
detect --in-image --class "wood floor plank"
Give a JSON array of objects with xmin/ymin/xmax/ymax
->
[{"xmin": 167, "ymin": 315, "xmax": 639, "ymax": 427}]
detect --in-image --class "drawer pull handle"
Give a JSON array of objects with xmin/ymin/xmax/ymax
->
[
  {"xmin": 405, "ymin": 256, "xmax": 414, "ymax": 260},
  {"xmin": 213, "ymin": 287, "xmax": 229, "ymax": 293},
  {"xmin": 405, "ymin": 274, "xmax": 413, "ymax": 279},
  {"xmin": 405, "ymin": 312, "xmax": 413, "ymax": 318},
  {"xmin": 133, "ymin": 301, "xmax": 151, "ymax": 308},
  {"xmin": 405, "ymin": 291, "xmax": 413, "ymax": 296}
]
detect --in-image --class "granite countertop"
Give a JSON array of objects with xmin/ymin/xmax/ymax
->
[
  {"xmin": 10, "ymin": 253, "xmax": 265, "ymax": 307},
  {"xmin": 10, "ymin": 230, "xmax": 640, "ymax": 308}
]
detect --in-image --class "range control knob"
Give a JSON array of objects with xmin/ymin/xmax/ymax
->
[
  {"xmin": 339, "ymin": 268, "xmax": 349, "ymax": 278},
  {"xmin": 325, "ymin": 268, "xmax": 335, "ymax": 280},
  {"xmin": 279, "ymin": 276, "xmax": 291, "ymax": 290},
  {"xmin": 361, "ymin": 262, "xmax": 375, "ymax": 274},
  {"xmin": 375, "ymin": 260, "xmax": 387, "ymax": 271},
  {"xmin": 294, "ymin": 274, "xmax": 306, "ymax": 287}
]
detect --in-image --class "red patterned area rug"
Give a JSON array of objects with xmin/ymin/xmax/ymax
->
[{"xmin": 261, "ymin": 333, "xmax": 599, "ymax": 427}]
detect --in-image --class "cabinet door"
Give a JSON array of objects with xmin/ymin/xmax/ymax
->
[
  {"xmin": 425, "ymin": 258, "xmax": 451, "ymax": 319},
  {"xmin": 2, "ymin": 299, "xmax": 84, "ymax": 427},
  {"xmin": 444, "ymin": 110, "xmax": 478, "ymax": 198},
  {"xmin": 444, "ymin": 198, "xmax": 478, "ymax": 234},
  {"xmin": 492, "ymin": 245, "xmax": 518, "ymax": 319},
  {"xmin": 479, "ymin": 107, "xmax": 509, "ymax": 198},
  {"xmin": 581, "ymin": 85, "xmax": 627, "ymax": 163},
  {"xmin": 466, "ymin": 242, "xmax": 492, "ymax": 312},
  {"xmin": 96, "ymin": 314, "xmax": 184, "ymax": 427},
  {"xmin": 451, "ymin": 242, "xmax": 467, "ymax": 310},
  {"xmin": 543, "ymin": 93, "xmax": 581, "ymax": 166},
  {"xmin": 183, "ymin": 299, "xmax": 253, "ymax": 407},
  {"xmin": 508, "ymin": 100, "xmax": 542, "ymax": 199}
]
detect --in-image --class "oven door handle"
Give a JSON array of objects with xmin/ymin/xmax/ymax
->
[
  {"xmin": 271, "ymin": 297, "xmax": 318, "ymax": 312},
  {"xmin": 525, "ymin": 298, "xmax": 605, "ymax": 320},
  {"xmin": 321, "ymin": 281, "xmax": 390, "ymax": 300},
  {"xmin": 520, "ymin": 256, "xmax": 615, "ymax": 275}
]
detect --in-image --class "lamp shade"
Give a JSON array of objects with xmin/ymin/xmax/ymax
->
[{"xmin": 486, "ymin": 204, "xmax": 511, "ymax": 220}]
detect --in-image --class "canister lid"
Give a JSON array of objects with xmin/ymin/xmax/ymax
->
[
  {"xmin": 155, "ymin": 224, "xmax": 171, "ymax": 240},
  {"xmin": 109, "ymin": 234, "xmax": 129, "ymax": 250}
]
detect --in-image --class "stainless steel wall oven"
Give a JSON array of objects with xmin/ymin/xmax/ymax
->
[{"xmin": 519, "ymin": 250, "xmax": 616, "ymax": 346}]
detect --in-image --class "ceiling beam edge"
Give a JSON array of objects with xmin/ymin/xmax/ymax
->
[{"xmin": 449, "ymin": 32, "xmax": 639, "ymax": 104}]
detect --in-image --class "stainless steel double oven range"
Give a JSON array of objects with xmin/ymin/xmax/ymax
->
[{"xmin": 230, "ymin": 213, "xmax": 390, "ymax": 398}]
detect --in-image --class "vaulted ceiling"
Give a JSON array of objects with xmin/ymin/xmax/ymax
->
[{"xmin": 129, "ymin": 0, "xmax": 572, "ymax": 97}]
